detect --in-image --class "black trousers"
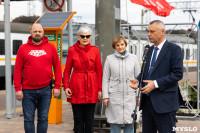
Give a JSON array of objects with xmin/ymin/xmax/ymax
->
[{"xmin": 71, "ymin": 103, "xmax": 96, "ymax": 133}]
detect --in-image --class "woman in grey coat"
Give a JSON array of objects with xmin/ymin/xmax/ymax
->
[{"xmin": 102, "ymin": 36, "xmax": 140, "ymax": 133}]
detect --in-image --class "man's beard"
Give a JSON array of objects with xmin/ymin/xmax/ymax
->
[{"xmin": 32, "ymin": 35, "xmax": 43, "ymax": 43}]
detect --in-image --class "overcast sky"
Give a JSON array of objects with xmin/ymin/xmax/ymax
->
[
  {"xmin": 0, "ymin": 0, "xmax": 199, "ymax": 25},
  {"xmin": 72, "ymin": 0, "xmax": 200, "ymax": 25}
]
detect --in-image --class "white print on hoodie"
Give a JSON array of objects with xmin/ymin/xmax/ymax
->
[{"xmin": 28, "ymin": 50, "xmax": 47, "ymax": 57}]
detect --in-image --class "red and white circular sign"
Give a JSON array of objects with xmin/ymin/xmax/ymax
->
[{"xmin": 44, "ymin": 0, "xmax": 65, "ymax": 12}]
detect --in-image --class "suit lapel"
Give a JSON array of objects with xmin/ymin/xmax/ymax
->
[{"xmin": 151, "ymin": 41, "xmax": 170, "ymax": 74}]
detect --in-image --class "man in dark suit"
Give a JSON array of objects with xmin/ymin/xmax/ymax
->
[{"xmin": 130, "ymin": 20, "xmax": 183, "ymax": 133}]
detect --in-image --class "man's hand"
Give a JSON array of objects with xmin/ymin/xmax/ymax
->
[
  {"xmin": 97, "ymin": 91, "xmax": 102, "ymax": 101},
  {"xmin": 140, "ymin": 80, "xmax": 155, "ymax": 94},
  {"xmin": 53, "ymin": 89, "xmax": 60, "ymax": 98},
  {"xmin": 136, "ymin": 97, "xmax": 140, "ymax": 107},
  {"xmin": 15, "ymin": 91, "xmax": 23, "ymax": 101},
  {"xmin": 65, "ymin": 88, "xmax": 72, "ymax": 98},
  {"xmin": 103, "ymin": 98, "xmax": 109, "ymax": 107},
  {"xmin": 129, "ymin": 79, "xmax": 139, "ymax": 89}
]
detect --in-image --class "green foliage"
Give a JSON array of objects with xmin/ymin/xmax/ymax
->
[
  {"xmin": 177, "ymin": 109, "xmax": 183, "ymax": 113},
  {"xmin": 179, "ymin": 80, "xmax": 197, "ymax": 102},
  {"xmin": 188, "ymin": 85, "xmax": 197, "ymax": 103}
]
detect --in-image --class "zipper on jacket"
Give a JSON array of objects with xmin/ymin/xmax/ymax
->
[{"xmin": 122, "ymin": 58, "xmax": 125, "ymax": 123}]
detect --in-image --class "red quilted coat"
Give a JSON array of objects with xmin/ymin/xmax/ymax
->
[{"xmin": 63, "ymin": 41, "xmax": 102, "ymax": 104}]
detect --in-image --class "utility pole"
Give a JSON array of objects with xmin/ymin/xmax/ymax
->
[
  {"xmin": 141, "ymin": 9, "xmax": 147, "ymax": 31},
  {"xmin": 198, "ymin": 20, "xmax": 200, "ymax": 115},
  {"xmin": 4, "ymin": 0, "xmax": 12, "ymax": 119},
  {"xmin": 95, "ymin": 0, "xmax": 120, "ymax": 65},
  {"xmin": 95, "ymin": 0, "xmax": 120, "ymax": 119},
  {"xmin": 67, "ymin": 0, "xmax": 73, "ymax": 47}
]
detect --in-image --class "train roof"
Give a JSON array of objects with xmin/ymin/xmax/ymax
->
[
  {"xmin": 0, "ymin": 21, "xmax": 30, "ymax": 33},
  {"xmin": 0, "ymin": 21, "xmax": 197, "ymax": 44},
  {"xmin": 121, "ymin": 29, "xmax": 197, "ymax": 44}
]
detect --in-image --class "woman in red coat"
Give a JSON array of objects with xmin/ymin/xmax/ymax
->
[{"xmin": 63, "ymin": 26, "xmax": 102, "ymax": 133}]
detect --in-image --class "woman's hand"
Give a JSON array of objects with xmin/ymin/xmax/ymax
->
[
  {"xmin": 129, "ymin": 79, "xmax": 139, "ymax": 89},
  {"xmin": 65, "ymin": 88, "xmax": 72, "ymax": 98},
  {"xmin": 97, "ymin": 91, "xmax": 102, "ymax": 100},
  {"xmin": 103, "ymin": 98, "xmax": 109, "ymax": 107}
]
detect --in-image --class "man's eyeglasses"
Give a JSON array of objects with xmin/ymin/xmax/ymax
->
[{"xmin": 80, "ymin": 35, "xmax": 91, "ymax": 39}]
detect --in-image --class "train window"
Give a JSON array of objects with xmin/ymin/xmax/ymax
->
[
  {"xmin": 130, "ymin": 45, "xmax": 133, "ymax": 54},
  {"xmin": 186, "ymin": 48, "xmax": 190, "ymax": 60},
  {"xmin": 181, "ymin": 48, "xmax": 184, "ymax": 59},
  {"xmin": 134, "ymin": 45, "xmax": 137, "ymax": 55},
  {"xmin": 193, "ymin": 49, "xmax": 195, "ymax": 60},
  {"xmin": 194, "ymin": 49, "xmax": 197, "ymax": 60},
  {"xmin": 13, "ymin": 40, "xmax": 22, "ymax": 55},
  {"xmin": 0, "ymin": 39, "xmax": 5, "ymax": 55},
  {"xmin": 195, "ymin": 49, "xmax": 197, "ymax": 60}
]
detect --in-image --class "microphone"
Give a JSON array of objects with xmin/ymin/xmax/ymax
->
[{"xmin": 142, "ymin": 45, "xmax": 150, "ymax": 61}]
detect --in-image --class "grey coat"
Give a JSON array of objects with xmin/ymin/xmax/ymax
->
[{"xmin": 102, "ymin": 52, "xmax": 140, "ymax": 124}]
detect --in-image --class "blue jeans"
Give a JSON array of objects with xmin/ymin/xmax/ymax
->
[
  {"xmin": 22, "ymin": 85, "xmax": 52, "ymax": 133},
  {"xmin": 110, "ymin": 124, "xmax": 134, "ymax": 133}
]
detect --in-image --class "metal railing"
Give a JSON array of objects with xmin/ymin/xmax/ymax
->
[{"xmin": 121, "ymin": 23, "xmax": 199, "ymax": 119}]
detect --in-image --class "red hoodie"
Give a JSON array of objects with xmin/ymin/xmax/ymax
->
[{"xmin": 14, "ymin": 36, "xmax": 62, "ymax": 92}]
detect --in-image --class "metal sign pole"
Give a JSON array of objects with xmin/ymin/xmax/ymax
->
[
  {"xmin": 4, "ymin": 0, "xmax": 12, "ymax": 119},
  {"xmin": 67, "ymin": 0, "xmax": 73, "ymax": 47},
  {"xmin": 198, "ymin": 20, "xmax": 200, "ymax": 116}
]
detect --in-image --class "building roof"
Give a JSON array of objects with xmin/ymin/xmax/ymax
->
[{"xmin": 0, "ymin": 21, "xmax": 30, "ymax": 33}]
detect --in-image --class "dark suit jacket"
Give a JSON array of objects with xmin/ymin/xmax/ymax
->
[{"xmin": 137, "ymin": 40, "xmax": 183, "ymax": 113}]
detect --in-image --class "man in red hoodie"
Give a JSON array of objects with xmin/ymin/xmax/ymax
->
[{"xmin": 14, "ymin": 23, "xmax": 62, "ymax": 133}]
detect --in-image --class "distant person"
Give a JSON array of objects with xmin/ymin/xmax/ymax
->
[
  {"xmin": 63, "ymin": 26, "xmax": 103, "ymax": 133},
  {"xmin": 14, "ymin": 23, "xmax": 62, "ymax": 133},
  {"xmin": 102, "ymin": 35, "xmax": 140, "ymax": 133},
  {"xmin": 130, "ymin": 20, "xmax": 183, "ymax": 133}
]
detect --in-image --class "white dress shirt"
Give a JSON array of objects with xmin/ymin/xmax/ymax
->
[{"xmin": 150, "ymin": 39, "xmax": 166, "ymax": 88}]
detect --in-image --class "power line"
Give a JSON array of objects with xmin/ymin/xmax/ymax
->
[
  {"xmin": 169, "ymin": 1, "xmax": 200, "ymax": 23},
  {"xmin": 169, "ymin": 1, "xmax": 200, "ymax": 10}
]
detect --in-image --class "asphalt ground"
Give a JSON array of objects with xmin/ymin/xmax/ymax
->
[
  {"xmin": 0, "ymin": 90, "xmax": 200, "ymax": 133},
  {"xmin": 0, "ymin": 90, "xmax": 75, "ymax": 133}
]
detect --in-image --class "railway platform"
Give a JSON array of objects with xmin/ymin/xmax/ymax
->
[
  {"xmin": 0, "ymin": 90, "xmax": 200, "ymax": 133},
  {"xmin": 0, "ymin": 90, "xmax": 75, "ymax": 133}
]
